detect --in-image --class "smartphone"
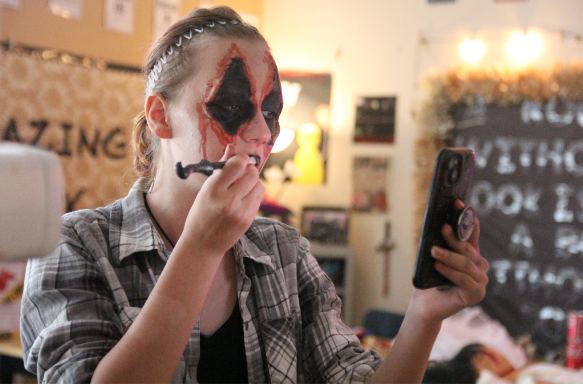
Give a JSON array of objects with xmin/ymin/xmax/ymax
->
[{"xmin": 413, "ymin": 147, "xmax": 476, "ymax": 289}]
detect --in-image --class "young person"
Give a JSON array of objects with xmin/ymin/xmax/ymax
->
[
  {"xmin": 20, "ymin": 6, "xmax": 489, "ymax": 383},
  {"xmin": 423, "ymin": 343, "xmax": 583, "ymax": 384},
  {"xmin": 423, "ymin": 343, "xmax": 486, "ymax": 383}
]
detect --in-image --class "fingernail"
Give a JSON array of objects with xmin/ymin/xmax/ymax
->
[{"xmin": 431, "ymin": 246, "xmax": 443, "ymax": 258}]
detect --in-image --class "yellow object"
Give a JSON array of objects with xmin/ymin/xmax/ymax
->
[{"xmin": 293, "ymin": 123, "xmax": 324, "ymax": 184}]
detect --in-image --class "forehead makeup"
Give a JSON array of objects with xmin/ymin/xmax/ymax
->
[{"xmin": 206, "ymin": 57, "xmax": 255, "ymax": 135}]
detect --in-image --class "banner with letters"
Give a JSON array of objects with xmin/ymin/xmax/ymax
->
[
  {"xmin": 452, "ymin": 101, "xmax": 583, "ymax": 355},
  {"xmin": 416, "ymin": 64, "xmax": 583, "ymax": 357},
  {"xmin": 0, "ymin": 49, "xmax": 144, "ymax": 211}
]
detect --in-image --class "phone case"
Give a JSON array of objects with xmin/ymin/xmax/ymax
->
[{"xmin": 413, "ymin": 147, "xmax": 476, "ymax": 289}]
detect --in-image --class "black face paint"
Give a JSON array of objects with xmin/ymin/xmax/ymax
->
[
  {"xmin": 261, "ymin": 71, "xmax": 284, "ymax": 145},
  {"xmin": 205, "ymin": 57, "xmax": 255, "ymax": 136}
]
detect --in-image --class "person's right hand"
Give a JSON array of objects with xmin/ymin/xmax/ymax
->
[{"xmin": 180, "ymin": 144, "xmax": 264, "ymax": 257}]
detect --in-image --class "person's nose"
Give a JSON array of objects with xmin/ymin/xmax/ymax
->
[{"xmin": 240, "ymin": 109, "xmax": 272, "ymax": 144}]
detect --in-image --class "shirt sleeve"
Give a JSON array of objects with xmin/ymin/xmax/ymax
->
[
  {"xmin": 296, "ymin": 236, "xmax": 383, "ymax": 383},
  {"xmin": 20, "ymin": 218, "xmax": 124, "ymax": 383}
]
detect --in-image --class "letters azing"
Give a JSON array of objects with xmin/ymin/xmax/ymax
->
[{"xmin": 2, "ymin": 118, "xmax": 128, "ymax": 160}]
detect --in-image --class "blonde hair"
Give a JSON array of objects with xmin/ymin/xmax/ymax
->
[{"xmin": 132, "ymin": 6, "xmax": 267, "ymax": 191}]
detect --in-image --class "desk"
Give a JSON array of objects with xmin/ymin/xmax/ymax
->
[{"xmin": 0, "ymin": 332, "xmax": 22, "ymax": 359}]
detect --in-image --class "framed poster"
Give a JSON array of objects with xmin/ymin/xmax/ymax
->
[
  {"xmin": 352, "ymin": 156, "xmax": 391, "ymax": 212},
  {"xmin": 354, "ymin": 96, "xmax": 396, "ymax": 143},
  {"xmin": 301, "ymin": 207, "xmax": 349, "ymax": 244},
  {"xmin": 262, "ymin": 72, "xmax": 332, "ymax": 184}
]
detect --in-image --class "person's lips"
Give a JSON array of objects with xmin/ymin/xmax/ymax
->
[{"xmin": 248, "ymin": 154, "xmax": 260, "ymax": 167}]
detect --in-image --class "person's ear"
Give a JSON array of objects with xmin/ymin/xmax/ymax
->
[{"xmin": 145, "ymin": 92, "xmax": 173, "ymax": 139}]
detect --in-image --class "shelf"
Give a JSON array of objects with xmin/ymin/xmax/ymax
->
[{"xmin": 309, "ymin": 241, "xmax": 354, "ymax": 325}]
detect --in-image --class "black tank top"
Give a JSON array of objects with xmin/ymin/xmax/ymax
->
[{"xmin": 196, "ymin": 301, "xmax": 248, "ymax": 383}]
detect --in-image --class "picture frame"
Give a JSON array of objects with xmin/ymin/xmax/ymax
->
[
  {"xmin": 353, "ymin": 96, "xmax": 397, "ymax": 143},
  {"xmin": 262, "ymin": 72, "xmax": 332, "ymax": 184},
  {"xmin": 352, "ymin": 156, "xmax": 391, "ymax": 212},
  {"xmin": 301, "ymin": 206, "xmax": 349, "ymax": 244}
]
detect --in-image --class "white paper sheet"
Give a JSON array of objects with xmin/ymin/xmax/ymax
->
[{"xmin": 104, "ymin": 0, "xmax": 135, "ymax": 35}]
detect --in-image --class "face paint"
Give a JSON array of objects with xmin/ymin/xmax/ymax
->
[
  {"xmin": 260, "ymin": 54, "xmax": 283, "ymax": 146},
  {"xmin": 196, "ymin": 43, "xmax": 249, "ymax": 158},
  {"xmin": 195, "ymin": 42, "xmax": 283, "ymax": 160},
  {"xmin": 206, "ymin": 57, "xmax": 255, "ymax": 135}
]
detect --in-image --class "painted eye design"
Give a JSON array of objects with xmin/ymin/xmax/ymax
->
[
  {"xmin": 205, "ymin": 57, "xmax": 254, "ymax": 136},
  {"xmin": 262, "ymin": 110, "xmax": 276, "ymax": 119},
  {"xmin": 206, "ymin": 99, "xmax": 254, "ymax": 136},
  {"xmin": 225, "ymin": 104, "xmax": 244, "ymax": 113}
]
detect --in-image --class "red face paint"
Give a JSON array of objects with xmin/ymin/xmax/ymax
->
[{"xmin": 196, "ymin": 43, "xmax": 283, "ymax": 159}]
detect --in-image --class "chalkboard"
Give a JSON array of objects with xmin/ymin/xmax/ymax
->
[{"xmin": 450, "ymin": 99, "xmax": 583, "ymax": 356}]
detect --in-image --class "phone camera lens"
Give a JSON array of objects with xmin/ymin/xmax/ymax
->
[
  {"xmin": 448, "ymin": 156, "xmax": 459, "ymax": 170},
  {"xmin": 450, "ymin": 168, "xmax": 459, "ymax": 183},
  {"xmin": 447, "ymin": 155, "xmax": 461, "ymax": 184}
]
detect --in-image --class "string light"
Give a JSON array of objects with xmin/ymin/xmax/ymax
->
[
  {"xmin": 507, "ymin": 31, "xmax": 543, "ymax": 65},
  {"xmin": 420, "ymin": 27, "xmax": 582, "ymax": 67},
  {"xmin": 459, "ymin": 38, "xmax": 486, "ymax": 64}
]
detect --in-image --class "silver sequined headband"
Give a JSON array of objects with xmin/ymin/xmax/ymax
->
[{"xmin": 145, "ymin": 19, "xmax": 246, "ymax": 96}]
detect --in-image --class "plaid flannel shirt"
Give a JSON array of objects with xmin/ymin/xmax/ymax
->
[{"xmin": 21, "ymin": 181, "xmax": 382, "ymax": 383}]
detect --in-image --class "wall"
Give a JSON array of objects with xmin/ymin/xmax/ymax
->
[
  {"xmin": 0, "ymin": 0, "xmax": 262, "ymax": 68},
  {"xmin": 261, "ymin": 0, "xmax": 583, "ymax": 326}
]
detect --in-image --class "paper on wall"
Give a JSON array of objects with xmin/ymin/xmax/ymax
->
[
  {"xmin": 48, "ymin": 0, "xmax": 82, "ymax": 20},
  {"xmin": 152, "ymin": 0, "xmax": 181, "ymax": 41},
  {"xmin": 104, "ymin": 0, "xmax": 135, "ymax": 35},
  {"xmin": 0, "ymin": 0, "xmax": 20, "ymax": 9}
]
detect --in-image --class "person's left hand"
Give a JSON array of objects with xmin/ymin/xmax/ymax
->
[{"xmin": 410, "ymin": 199, "xmax": 489, "ymax": 323}]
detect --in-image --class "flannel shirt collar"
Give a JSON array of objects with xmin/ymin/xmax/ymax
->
[
  {"xmin": 112, "ymin": 180, "xmax": 165, "ymax": 266},
  {"xmin": 238, "ymin": 224, "xmax": 276, "ymax": 270},
  {"xmin": 112, "ymin": 179, "xmax": 276, "ymax": 270}
]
